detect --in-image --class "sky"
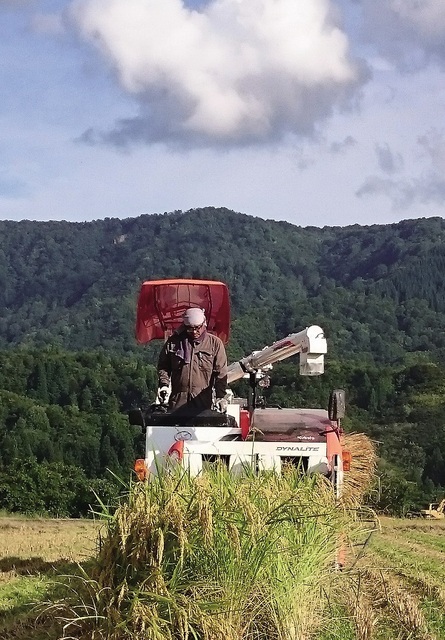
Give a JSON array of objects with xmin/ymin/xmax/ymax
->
[{"xmin": 0, "ymin": 0, "xmax": 444, "ymax": 228}]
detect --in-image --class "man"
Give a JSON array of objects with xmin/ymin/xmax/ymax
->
[{"xmin": 157, "ymin": 307, "xmax": 228, "ymax": 412}]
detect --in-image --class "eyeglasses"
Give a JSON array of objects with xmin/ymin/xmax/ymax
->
[{"xmin": 186, "ymin": 322, "xmax": 204, "ymax": 332}]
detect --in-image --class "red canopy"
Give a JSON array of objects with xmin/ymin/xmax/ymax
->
[{"xmin": 135, "ymin": 279, "xmax": 231, "ymax": 345}]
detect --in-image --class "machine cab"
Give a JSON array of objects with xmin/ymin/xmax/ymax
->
[{"xmin": 135, "ymin": 278, "xmax": 231, "ymax": 345}]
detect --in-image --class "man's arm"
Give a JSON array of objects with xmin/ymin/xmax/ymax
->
[
  {"xmin": 213, "ymin": 338, "xmax": 228, "ymax": 399},
  {"xmin": 157, "ymin": 341, "xmax": 172, "ymax": 388}
]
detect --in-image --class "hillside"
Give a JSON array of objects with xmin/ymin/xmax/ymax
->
[
  {"xmin": 1, "ymin": 209, "xmax": 445, "ymax": 515},
  {"xmin": 1, "ymin": 208, "xmax": 445, "ymax": 364}
]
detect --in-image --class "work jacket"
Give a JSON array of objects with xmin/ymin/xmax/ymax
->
[{"xmin": 157, "ymin": 330, "xmax": 228, "ymax": 410}]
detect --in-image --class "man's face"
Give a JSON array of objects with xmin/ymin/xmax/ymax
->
[{"xmin": 186, "ymin": 322, "xmax": 206, "ymax": 339}]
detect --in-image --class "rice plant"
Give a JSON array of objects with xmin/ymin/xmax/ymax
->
[
  {"xmin": 56, "ymin": 464, "xmax": 355, "ymax": 640},
  {"xmin": 341, "ymin": 433, "xmax": 377, "ymax": 509}
]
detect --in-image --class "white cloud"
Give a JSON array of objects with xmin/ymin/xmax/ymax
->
[
  {"xmin": 356, "ymin": 173, "xmax": 445, "ymax": 211},
  {"xmin": 390, "ymin": 0, "xmax": 445, "ymax": 38},
  {"xmin": 1, "ymin": 0, "xmax": 444, "ymax": 227},
  {"xmin": 357, "ymin": 132, "xmax": 445, "ymax": 211},
  {"xmin": 68, "ymin": 0, "xmax": 365, "ymax": 147}
]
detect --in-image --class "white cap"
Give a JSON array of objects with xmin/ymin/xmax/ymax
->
[{"xmin": 182, "ymin": 307, "xmax": 206, "ymax": 326}]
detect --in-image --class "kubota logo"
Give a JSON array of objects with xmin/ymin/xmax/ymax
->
[{"xmin": 175, "ymin": 430, "xmax": 192, "ymax": 441}]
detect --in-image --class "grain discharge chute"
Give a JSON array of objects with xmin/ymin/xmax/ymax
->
[{"xmin": 131, "ymin": 278, "xmax": 350, "ymax": 497}]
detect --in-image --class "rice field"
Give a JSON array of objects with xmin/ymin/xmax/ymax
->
[
  {"xmin": 0, "ymin": 516, "xmax": 99, "ymax": 639},
  {"xmin": 0, "ymin": 466, "xmax": 363, "ymax": 640},
  {"xmin": 55, "ymin": 466, "xmax": 358, "ymax": 640},
  {"xmin": 2, "ymin": 477, "xmax": 445, "ymax": 638}
]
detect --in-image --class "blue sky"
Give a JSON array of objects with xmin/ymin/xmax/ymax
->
[{"xmin": 0, "ymin": 0, "xmax": 444, "ymax": 227}]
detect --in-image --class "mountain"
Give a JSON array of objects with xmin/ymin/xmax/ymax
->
[
  {"xmin": 1, "ymin": 208, "xmax": 445, "ymax": 364},
  {"xmin": 2, "ymin": 208, "xmax": 445, "ymax": 516}
]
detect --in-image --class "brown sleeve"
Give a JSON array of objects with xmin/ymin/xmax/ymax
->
[
  {"xmin": 157, "ymin": 340, "xmax": 172, "ymax": 387},
  {"xmin": 213, "ymin": 338, "xmax": 228, "ymax": 399}
]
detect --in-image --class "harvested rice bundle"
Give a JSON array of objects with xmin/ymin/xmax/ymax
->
[{"xmin": 341, "ymin": 432, "xmax": 377, "ymax": 508}]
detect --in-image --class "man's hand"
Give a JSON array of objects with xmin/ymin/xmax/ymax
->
[
  {"xmin": 215, "ymin": 398, "xmax": 228, "ymax": 413},
  {"xmin": 157, "ymin": 386, "xmax": 170, "ymax": 405}
]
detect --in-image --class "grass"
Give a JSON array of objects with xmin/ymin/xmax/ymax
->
[
  {"xmin": 12, "ymin": 466, "xmax": 445, "ymax": 639},
  {"xmin": 348, "ymin": 517, "xmax": 445, "ymax": 639},
  {"xmin": 0, "ymin": 516, "xmax": 99, "ymax": 640},
  {"xmin": 48, "ymin": 465, "xmax": 357, "ymax": 640}
]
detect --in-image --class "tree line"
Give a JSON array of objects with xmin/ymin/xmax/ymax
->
[
  {"xmin": 0, "ymin": 347, "xmax": 444, "ymax": 517},
  {"xmin": 1, "ymin": 210, "xmax": 445, "ymax": 366},
  {"xmin": 1, "ymin": 208, "xmax": 445, "ymax": 515}
]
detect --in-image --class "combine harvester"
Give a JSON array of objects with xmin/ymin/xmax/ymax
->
[
  {"xmin": 130, "ymin": 279, "xmax": 351, "ymax": 497},
  {"xmin": 132, "ymin": 278, "xmax": 351, "ymax": 497}
]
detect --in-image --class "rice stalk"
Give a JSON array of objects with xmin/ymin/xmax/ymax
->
[
  {"xmin": 52, "ymin": 466, "xmax": 357, "ymax": 640},
  {"xmin": 360, "ymin": 566, "xmax": 431, "ymax": 640},
  {"xmin": 341, "ymin": 433, "xmax": 377, "ymax": 508},
  {"xmin": 334, "ymin": 569, "xmax": 379, "ymax": 640},
  {"xmin": 394, "ymin": 568, "xmax": 445, "ymax": 608}
]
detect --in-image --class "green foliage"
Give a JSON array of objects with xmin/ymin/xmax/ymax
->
[
  {"xmin": 1, "ymin": 210, "xmax": 445, "ymax": 516},
  {"xmin": 0, "ymin": 349, "xmax": 158, "ymax": 516},
  {"xmin": 0, "ymin": 458, "xmax": 119, "ymax": 517},
  {"xmin": 369, "ymin": 464, "xmax": 425, "ymax": 516},
  {"xmin": 0, "ymin": 346, "xmax": 441, "ymax": 517},
  {"xmin": 1, "ymin": 210, "xmax": 445, "ymax": 362}
]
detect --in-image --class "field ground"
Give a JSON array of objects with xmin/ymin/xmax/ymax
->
[
  {"xmin": 0, "ymin": 516, "xmax": 100, "ymax": 640},
  {"xmin": 321, "ymin": 516, "xmax": 445, "ymax": 640},
  {"xmin": 1, "ymin": 515, "xmax": 445, "ymax": 639}
]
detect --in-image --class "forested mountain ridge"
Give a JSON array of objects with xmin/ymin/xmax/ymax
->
[
  {"xmin": 1, "ymin": 208, "xmax": 445, "ymax": 516},
  {"xmin": 1, "ymin": 208, "xmax": 445, "ymax": 364}
]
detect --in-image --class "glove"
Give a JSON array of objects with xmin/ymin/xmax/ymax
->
[
  {"xmin": 157, "ymin": 386, "xmax": 170, "ymax": 405},
  {"xmin": 215, "ymin": 398, "xmax": 228, "ymax": 413}
]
